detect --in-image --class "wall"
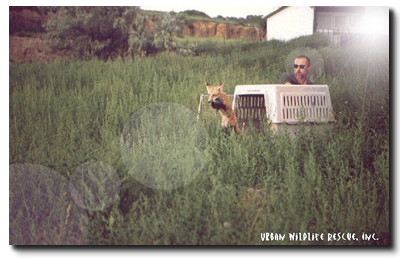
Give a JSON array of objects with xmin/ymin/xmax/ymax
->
[{"xmin": 267, "ymin": 7, "xmax": 315, "ymax": 41}]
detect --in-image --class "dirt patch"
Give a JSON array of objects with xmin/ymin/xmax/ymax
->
[
  {"xmin": 9, "ymin": 36, "xmax": 66, "ymax": 63},
  {"xmin": 9, "ymin": 8, "xmax": 47, "ymax": 36},
  {"xmin": 185, "ymin": 20, "xmax": 260, "ymax": 39},
  {"xmin": 148, "ymin": 19, "xmax": 260, "ymax": 39}
]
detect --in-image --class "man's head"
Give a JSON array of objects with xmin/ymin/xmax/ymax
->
[{"xmin": 293, "ymin": 55, "xmax": 311, "ymax": 85}]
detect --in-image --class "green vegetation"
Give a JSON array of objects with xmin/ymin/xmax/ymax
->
[
  {"xmin": 11, "ymin": 6, "xmax": 264, "ymax": 60},
  {"xmin": 44, "ymin": 7, "xmax": 185, "ymax": 60},
  {"xmin": 9, "ymin": 35, "xmax": 389, "ymax": 245}
]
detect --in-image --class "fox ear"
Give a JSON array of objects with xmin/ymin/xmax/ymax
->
[
  {"xmin": 205, "ymin": 82, "xmax": 212, "ymax": 93},
  {"xmin": 217, "ymin": 82, "xmax": 224, "ymax": 91}
]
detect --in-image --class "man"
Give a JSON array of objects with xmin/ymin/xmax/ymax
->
[{"xmin": 280, "ymin": 55, "xmax": 312, "ymax": 85}]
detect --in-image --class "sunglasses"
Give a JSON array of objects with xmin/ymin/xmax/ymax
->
[{"xmin": 294, "ymin": 64, "xmax": 307, "ymax": 69}]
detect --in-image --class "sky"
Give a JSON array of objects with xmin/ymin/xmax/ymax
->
[
  {"xmin": 141, "ymin": 6, "xmax": 279, "ymax": 18},
  {"xmin": 140, "ymin": 1, "xmax": 394, "ymax": 20}
]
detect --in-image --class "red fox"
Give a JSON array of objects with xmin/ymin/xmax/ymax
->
[{"xmin": 205, "ymin": 82, "xmax": 240, "ymax": 134}]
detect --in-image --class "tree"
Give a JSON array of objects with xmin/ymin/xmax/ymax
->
[
  {"xmin": 153, "ymin": 13, "xmax": 184, "ymax": 52},
  {"xmin": 179, "ymin": 10, "xmax": 210, "ymax": 19},
  {"xmin": 127, "ymin": 13, "xmax": 156, "ymax": 57},
  {"xmin": 44, "ymin": 7, "xmax": 184, "ymax": 60},
  {"xmin": 44, "ymin": 7, "xmax": 141, "ymax": 60}
]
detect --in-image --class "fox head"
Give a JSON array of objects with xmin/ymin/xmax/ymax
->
[{"xmin": 205, "ymin": 82, "xmax": 225, "ymax": 109}]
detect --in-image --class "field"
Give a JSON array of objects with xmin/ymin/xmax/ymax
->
[{"xmin": 9, "ymin": 35, "xmax": 389, "ymax": 245}]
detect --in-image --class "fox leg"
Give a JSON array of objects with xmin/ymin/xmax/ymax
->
[
  {"xmin": 233, "ymin": 123, "xmax": 240, "ymax": 134},
  {"xmin": 221, "ymin": 117, "xmax": 230, "ymax": 135}
]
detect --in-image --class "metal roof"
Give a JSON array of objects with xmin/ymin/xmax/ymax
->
[
  {"xmin": 265, "ymin": 6, "xmax": 288, "ymax": 19},
  {"xmin": 265, "ymin": 6, "xmax": 366, "ymax": 19}
]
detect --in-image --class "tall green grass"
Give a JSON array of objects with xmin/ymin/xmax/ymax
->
[{"xmin": 9, "ymin": 36, "xmax": 389, "ymax": 245}]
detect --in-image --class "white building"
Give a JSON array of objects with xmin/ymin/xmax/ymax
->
[
  {"xmin": 265, "ymin": 6, "xmax": 372, "ymax": 42},
  {"xmin": 266, "ymin": 6, "xmax": 315, "ymax": 42}
]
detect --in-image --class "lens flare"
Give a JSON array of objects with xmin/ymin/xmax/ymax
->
[{"xmin": 355, "ymin": 7, "xmax": 389, "ymax": 36}]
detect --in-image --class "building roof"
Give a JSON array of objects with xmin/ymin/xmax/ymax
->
[
  {"xmin": 265, "ymin": 6, "xmax": 288, "ymax": 19},
  {"xmin": 265, "ymin": 6, "xmax": 366, "ymax": 19},
  {"xmin": 314, "ymin": 6, "xmax": 365, "ymax": 13}
]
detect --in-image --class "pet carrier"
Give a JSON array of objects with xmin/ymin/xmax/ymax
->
[{"xmin": 232, "ymin": 85, "xmax": 335, "ymax": 131}]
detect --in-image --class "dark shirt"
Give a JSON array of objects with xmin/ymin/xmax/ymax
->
[{"xmin": 280, "ymin": 73, "xmax": 313, "ymax": 85}]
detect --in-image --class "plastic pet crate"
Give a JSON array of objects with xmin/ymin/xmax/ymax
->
[{"xmin": 232, "ymin": 84, "xmax": 335, "ymax": 131}]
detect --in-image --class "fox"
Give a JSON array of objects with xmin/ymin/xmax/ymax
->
[{"xmin": 205, "ymin": 82, "xmax": 240, "ymax": 134}]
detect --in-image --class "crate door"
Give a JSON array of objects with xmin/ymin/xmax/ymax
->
[
  {"xmin": 235, "ymin": 94, "xmax": 266, "ymax": 130},
  {"xmin": 281, "ymin": 93, "xmax": 333, "ymax": 123}
]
